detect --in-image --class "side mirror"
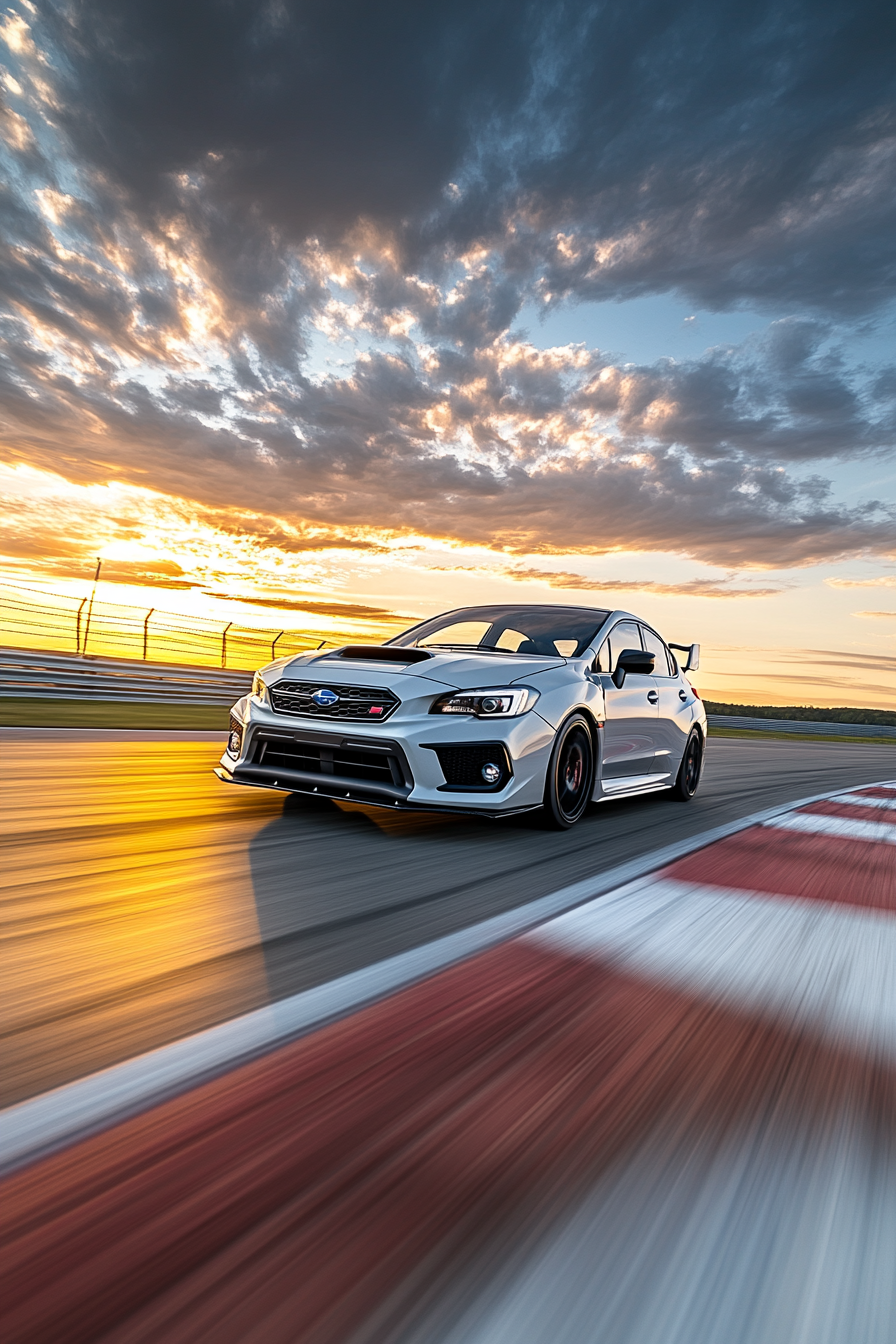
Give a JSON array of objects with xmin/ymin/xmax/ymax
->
[
  {"xmin": 670, "ymin": 642, "xmax": 700, "ymax": 672},
  {"xmin": 612, "ymin": 648, "xmax": 655, "ymax": 688}
]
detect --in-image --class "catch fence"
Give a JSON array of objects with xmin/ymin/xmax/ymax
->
[{"xmin": 0, "ymin": 583, "xmax": 357, "ymax": 672}]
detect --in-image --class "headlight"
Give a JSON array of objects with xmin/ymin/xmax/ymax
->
[
  {"xmin": 252, "ymin": 671, "xmax": 267, "ymax": 702},
  {"xmin": 430, "ymin": 687, "xmax": 538, "ymax": 717}
]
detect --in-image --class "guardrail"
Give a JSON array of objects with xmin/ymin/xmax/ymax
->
[
  {"xmin": 708, "ymin": 714, "xmax": 896, "ymax": 740},
  {"xmin": 0, "ymin": 648, "xmax": 252, "ymax": 704}
]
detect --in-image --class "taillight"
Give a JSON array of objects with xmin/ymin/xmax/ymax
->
[{"xmin": 689, "ymin": 684, "xmax": 700, "ymax": 699}]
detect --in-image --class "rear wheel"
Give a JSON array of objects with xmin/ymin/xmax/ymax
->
[
  {"xmin": 671, "ymin": 729, "xmax": 703, "ymax": 800},
  {"xmin": 541, "ymin": 714, "xmax": 595, "ymax": 829}
]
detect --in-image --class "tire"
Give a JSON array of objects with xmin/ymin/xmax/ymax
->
[
  {"xmin": 670, "ymin": 728, "xmax": 703, "ymax": 801},
  {"xmin": 541, "ymin": 713, "xmax": 595, "ymax": 829}
]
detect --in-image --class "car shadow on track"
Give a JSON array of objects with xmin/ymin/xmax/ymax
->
[{"xmin": 245, "ymin": 787, "xmax": 677, "ymax": 1006}]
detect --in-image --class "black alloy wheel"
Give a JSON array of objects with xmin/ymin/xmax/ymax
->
[
  {"xmin": 671, "ymin": 728, "xmax": 703, "ymax": 801},
  {"xmin": 542, "ymin": 713, "xmax": 595, "ymax": 829}
]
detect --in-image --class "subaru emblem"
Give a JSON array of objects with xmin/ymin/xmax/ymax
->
[{"xmin": 312, "ymin": 687, "xmax": 339, "ymax": 707}]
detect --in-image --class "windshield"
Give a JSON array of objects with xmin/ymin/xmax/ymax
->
[{"xmin": 389, "ymin": 605, "xmax": 610, "ymax": 658}]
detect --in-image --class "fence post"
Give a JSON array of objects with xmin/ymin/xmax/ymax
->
[
  {"xmin": 81, "ymin": 558, "xmax": 102, "ymax": 657},
  {"xmin": 75, "ymin": 597, "xmax": 87, "ymax": 653},
  {"xmin": 221, "ymin": 621, "xmax": 232, "ymax": 668},
  {"xmin": 143, "ymin": 608, "xmax": 154, "ymax": 660},
  {"xmin": 271, "ymin": 630, "xmax": 285, "ymax": 660}
]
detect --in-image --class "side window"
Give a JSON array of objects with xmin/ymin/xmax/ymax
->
[
  {"xmin": 593, "ymin": 638, "xmax": 611, "ymax": 673},
  {"xmin": 641, "ymin": 627, "xmax": 674, "ymax": 677},
  {"xmin": 606, "ymin": 621, "xmax": 643, "ymax": 672}
]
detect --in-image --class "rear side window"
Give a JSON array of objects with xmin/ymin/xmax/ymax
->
[
  {"xmin": 640, "ymin": 626, "xmax": 675, "ymax": 677},
  {"xmin": 605, "ymin": 621, "xmax": 643, "ymax": 672}
]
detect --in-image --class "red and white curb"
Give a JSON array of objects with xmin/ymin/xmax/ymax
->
[
  {"xmin": 2, "ymin": 780, "xmax": 896, "ymax": 1344},
  {"xmin": 0, "ymin": 783, "xmax": 873, "ymax": 1176}
]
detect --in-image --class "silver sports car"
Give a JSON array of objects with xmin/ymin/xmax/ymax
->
[{"xmin": 216, "ymin": 604, "xmax": 706, "ymax": 828}]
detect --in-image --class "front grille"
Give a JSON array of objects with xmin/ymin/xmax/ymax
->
[
  {"xmin": 270, "ymin": 681, "xmax": 400, "ymax": 723},
  {"xmin": 252, "ymin": 736, "xmax": 409, "ymax": 790},
  {"xmin": 425, "ymin": 742, "xmax": 513, "ymax": 791}
]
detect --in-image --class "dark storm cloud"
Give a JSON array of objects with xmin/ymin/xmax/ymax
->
[
  {"xmin": 40, "ymin": 0, "xmax": 537, "ymax": 238},
  {"xmin": 39, "ymin": 0, "xmax": 896, "ymax": 316}
]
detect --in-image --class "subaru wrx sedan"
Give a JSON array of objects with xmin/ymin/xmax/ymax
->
[{"xmin": 216, "ymin": 605, "xmax": 706, "ymax": 828}]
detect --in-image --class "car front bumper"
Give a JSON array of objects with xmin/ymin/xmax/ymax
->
[{"xmin": 217, "ymin": 695, "xmax": 556, "ymax": 816}]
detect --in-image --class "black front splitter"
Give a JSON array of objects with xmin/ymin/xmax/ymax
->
[{"xmin": 213, "ymin": 764, "xmax": 540, "ymax": 820}]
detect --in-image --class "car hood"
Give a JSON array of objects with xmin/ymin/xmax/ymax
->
[{"xmin": 271, "ymin": 647, "xmax": 565, "ymax": 691}]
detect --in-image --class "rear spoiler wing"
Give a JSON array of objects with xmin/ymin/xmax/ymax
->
[{"xmin": 669, "ymin": 642, "xmax": 700, "ymax": 672}]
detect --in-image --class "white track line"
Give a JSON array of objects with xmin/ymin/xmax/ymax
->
[
  {"xmin": 766, "ymin": 812, "xmax": 896, "ymax": 844},
  {"xmin": 832, "ymin": 792, "xmax": 896, "ymax": 811},
  {"xmin": 3, "ymin": 779, "xmax": 896, "ymax": 1175}
]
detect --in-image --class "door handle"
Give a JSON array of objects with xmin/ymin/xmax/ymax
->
[
  {"xmin": 647, "ymin": 690, "xmax": 659, "ymax": 704},
  {"xmin": 679, "ymin": 689, "xmax": 688, "ymax": 702}
]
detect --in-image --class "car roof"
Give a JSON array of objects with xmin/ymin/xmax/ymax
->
[
  {"xmin": 395, "ymin": 604, "xmax": 668, "ymax": 653},
  {"xmin": 431, "ymin": 603, "xmax": 614, "ymax": 616}
]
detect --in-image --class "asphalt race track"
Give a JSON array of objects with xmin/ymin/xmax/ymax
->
[{"xmin": 3, "ymin": 728, "xmax": 895, "ymax": 1107}]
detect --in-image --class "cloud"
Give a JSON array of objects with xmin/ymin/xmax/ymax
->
[
  {"xmin": 0, "ymin": 1, "xmax": 894, "ymax": 582},
  {"xmin": 715, "ymin": 671, "xmax": 896, "ymax": 700},
  {"xmin": 854, "ymin": 608, "xmax": 896, "ymax": 618},
  {"xmin": 827, "ymin": 575, "xmax": 896, "ymax": 588},
  {"xmin": 439, "ymin": 565, "xmax": 784, "ymax": 598},
  {"xmin": 27, "ymin": 0, "xmax": 895, "ymax": 316},
  {"xmin": 778, "ymin": 648, "xmax": 896, "ymax": 672},
  {"xmin": 3, "ymin": 311, "xmax": 893, "ymax": 568},
  {"xmin": 88, "ymin": 559, "xmax": 195, "ymax": 590},
  {"xmin": 203, "ymin": 592, "xmax": 410, "ymax": 622}
]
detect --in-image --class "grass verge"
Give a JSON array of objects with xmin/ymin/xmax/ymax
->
[
  {"xmin": 0, "ymin": 698, "xmax": 229, "ymax": 730},
  {"xmin": 709, "ymin": 726, "xmax": 896, "ymax": 747}
]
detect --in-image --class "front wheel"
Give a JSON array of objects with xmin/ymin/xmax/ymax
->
[
  {"xmin": 541, "ymin": 714, "xmax": 595, "ymax": 829},
  {"xmin": 670, "ymin": 729, "xmax": 703, "ymax": 801}
]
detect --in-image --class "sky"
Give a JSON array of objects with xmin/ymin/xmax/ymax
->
[{"xmin": 1, "ymin": 0, "xmax": 895, "ymax": 706}]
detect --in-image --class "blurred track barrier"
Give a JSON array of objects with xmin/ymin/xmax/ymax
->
[
  {"xmin": 2, "ymin": 781, "xmax": 896, "ymax": 1343},
  {"xmin": 0, "ymin": 647, "xmax": 251, "ymax": 702},
  {"xmin": 708, "ymin": 711, "xmax": 896, "ymax": 739}
]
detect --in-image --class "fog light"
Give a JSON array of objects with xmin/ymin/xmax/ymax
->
[
  {"xmin": 227, "ymin": 728, "xmax": 242, "ymax": 757},
  {"xmin": 481, "ymin": 761, "xmax": 502, "ymax": 785}
]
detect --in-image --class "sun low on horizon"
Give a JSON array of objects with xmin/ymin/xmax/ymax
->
[{"xmin": 0, "ymin": 2, "xmax": 894, "ymax": 708}]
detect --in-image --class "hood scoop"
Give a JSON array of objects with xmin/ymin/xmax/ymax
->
[{"xmin": 327, "ymin": 645, "xmax": 432, "ymax": 665}]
